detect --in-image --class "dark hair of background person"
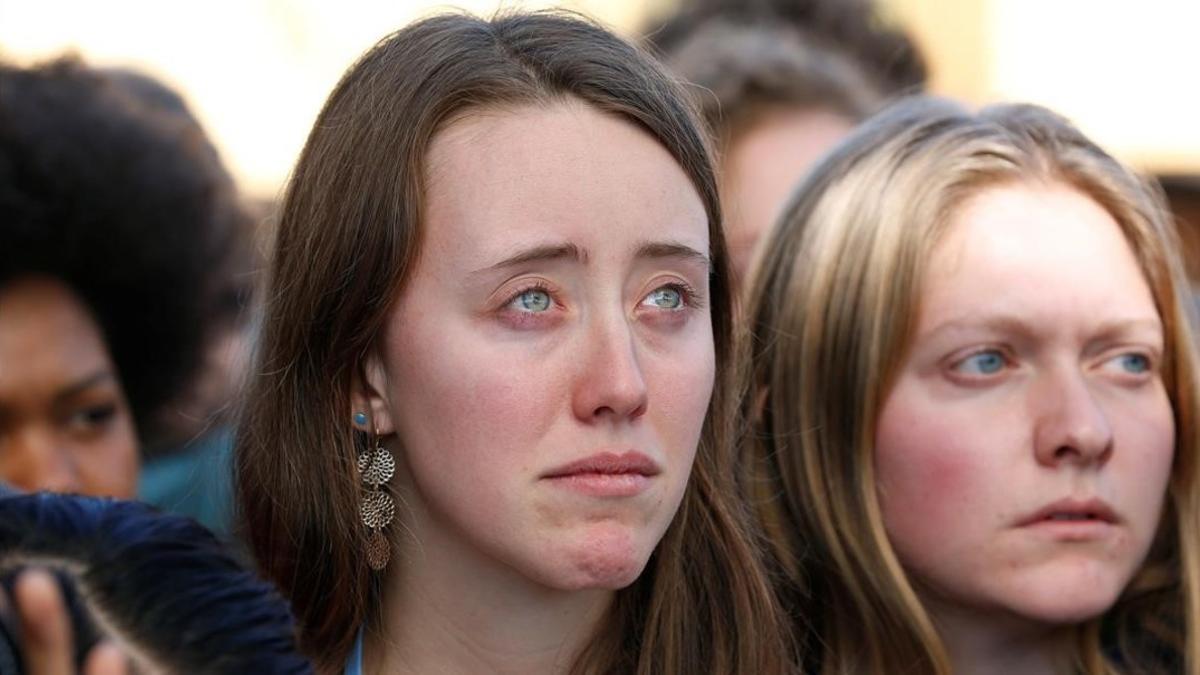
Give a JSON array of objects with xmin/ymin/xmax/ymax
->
[
  {"xmin": 643, "ymin": 0, "xmax": 926, "ymax": 138},
  {"xmin": 0, "ymin": 57, "xmax": 245, "ymax": 446},
  {"xmin": 0, "ymin": 493, "xmax": 313, "ymax": 674},
  {"xmin": 236, "ymin": 10, "xmax": 794, "ymax": 673},
  {"xmin": 100, "ymin": 66, "xmax": 263, "ymax": 455}
]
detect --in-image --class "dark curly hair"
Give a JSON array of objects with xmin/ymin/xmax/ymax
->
[{"xmin": 0, "ymin": 57, "xmax": 244, "ymax": 442}]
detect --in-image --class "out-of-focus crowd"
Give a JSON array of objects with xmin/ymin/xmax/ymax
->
[{"xmin": 1, "ymin": 1, "xmax": 1197, "ymax": 674}]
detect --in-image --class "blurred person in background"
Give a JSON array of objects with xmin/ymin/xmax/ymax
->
[
  {"xmin": 0, "ymin": 57, "xmax": 244, "ymax": 509},
  {"xmin": 644, "ymin": 0, "xmax": 926, "ymax": 282},
  {"xmin": 1157, "ymin": 176, "xmax": 1200, "ymax": 325},
  {"xmin": 99, "ymin": 66, "xmax": 262, "ymax": 540}
]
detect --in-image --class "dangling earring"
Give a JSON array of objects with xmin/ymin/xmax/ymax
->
[{"xmin": 355, "ymin": 413, "xmax": 395, "ymax": 570}]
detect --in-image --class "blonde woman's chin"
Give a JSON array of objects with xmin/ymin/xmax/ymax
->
[{"xmin": 927, "ymin": 556, "xmax": 1139, "ymax": 629}]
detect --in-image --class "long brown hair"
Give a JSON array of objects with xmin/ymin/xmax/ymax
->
[
  {"xmin": 740, "ymin": 96, "xmax": 1200, "ymax": 674},
  {"xmin": 236, "ymin": 10, "xmax": 792, "ymax": 674}
]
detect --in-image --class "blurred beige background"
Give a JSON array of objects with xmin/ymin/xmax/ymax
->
[{"xmin": 2, "ymin": 0, "xmax": 1196, "ymax": 199}]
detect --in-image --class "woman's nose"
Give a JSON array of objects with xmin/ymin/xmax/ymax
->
[
  {"xmin": 1031, "ymin": 369, "xmax": 1114, "ymax": 468},
  {"xmin": 571, "ymin": 315, "xmax": 649, "ymax": 424}
]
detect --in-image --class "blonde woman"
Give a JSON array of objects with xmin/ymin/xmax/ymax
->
[{"xmin": 741, "ymin": 97, "xmax": 1199, "ymax": 674}]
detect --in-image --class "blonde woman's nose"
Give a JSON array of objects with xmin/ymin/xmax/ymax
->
[{"xmin": 1032, "ymin": 369, "xmax": 1114, "ymax": 467}]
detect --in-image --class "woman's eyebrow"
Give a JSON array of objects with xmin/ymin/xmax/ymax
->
[
  {"xmin": 54, "ymin": 371, "xmax": 115, "ymax": 404},
  {"xmin": 471, "ymin": 240, "xmax": 710, "ymax": 277},
  {"xmin": 921, "ymin": 314, "xmax": 1037, "ymax": 341},
  {"xmin": 635, "ymin": 241, "xmax": 711, "ymax": 272},
  {"xmin": 921, "ymin": 314, "xmax": 1164, "ymax": 344},
  {"xmin": 473, "ymin": 242, "xmax": 586, "ymax": 275}
]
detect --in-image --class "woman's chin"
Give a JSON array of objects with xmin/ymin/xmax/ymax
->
[
  {"xmin": 996, "ymin": 570, "xmax": 1129, "ymax": 626},
  {"xmin": 1014, "ymin": 592, "xmax": 1122, "ymax": 626},
  {"xmin": 536, "ymin": 524, "xmax": 655, "ymax": 591}
]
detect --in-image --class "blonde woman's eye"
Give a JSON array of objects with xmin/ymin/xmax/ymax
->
[
  {"xmin": 511, "ymin": 288, "xmax": 552, "ymax": 312},
  {"xmin": 1112, "ymin": 353, "xmax": 1151, "ymax": 374},
  {"xmin": 643, "ymin": 286, "xmax": 684, "ymax": 310},
  {"xmin": 955, "ymin": 350, "xmax": 1006, "ymax": 375}
]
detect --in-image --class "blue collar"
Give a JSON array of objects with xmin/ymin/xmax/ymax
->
[{"xmin": 344, "ymin": 628, "xmax": 364, "ymax": 675}]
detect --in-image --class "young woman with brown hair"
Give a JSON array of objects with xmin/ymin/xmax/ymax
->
[
  {"xmin": 236, "ymin": 10, "xmax": 793, "ymax": 674},
  {"xmin": 741, "ymin": 97, "xmax": 1200, "ymax": 674}
]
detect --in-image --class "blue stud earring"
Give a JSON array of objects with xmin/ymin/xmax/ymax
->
[{"xmin": 353, "ymin": 411, "xmax": 368, "ymax": 427}]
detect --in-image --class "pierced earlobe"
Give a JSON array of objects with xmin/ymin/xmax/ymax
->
[{"xmin": 353, "ymin": 411, "xmax": 369, "ymax": 427}]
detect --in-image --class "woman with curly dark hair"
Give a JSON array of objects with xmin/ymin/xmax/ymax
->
[{"xmin": 0, "ymin": 57, "xmax": 243, "ymax": 498}]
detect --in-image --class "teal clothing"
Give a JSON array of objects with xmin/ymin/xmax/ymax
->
[{"xmin": 137, "ymin": 426, "xmax": 235, "ymax": 539}]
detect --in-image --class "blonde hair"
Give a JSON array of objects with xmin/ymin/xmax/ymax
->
[{"xmin": 740, "ymin": 96, "xmax": 1200, "ymax": 674}]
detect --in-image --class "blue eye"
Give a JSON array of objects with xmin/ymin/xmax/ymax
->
[
  {"xmin": 512, "ymin": 288, "xmax": 552, "ymax": 313},
  {"xmin": 643, "ymin": 286, "xmax": 684, "ymax": 310},
  {"xmin": 957, "ymin": 350, "xmax": 1006, "ymax": 375},
  {"xmin": 1116, "ymin": 353, "xmax": 1151, "ymax": 374}
]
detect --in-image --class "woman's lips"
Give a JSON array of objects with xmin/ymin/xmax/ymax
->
[
  {"xmin": 1016, "ymin": 497, "xmax": 1120, "ymax": 541},
  {"xmin": 541, "ymin": 451, "xmax": 660, "ymax": 497}
]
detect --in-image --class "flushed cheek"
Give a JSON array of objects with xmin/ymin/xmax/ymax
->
[
  {"xmin": 384, "ymin": 338, "xmax": 569, "ymax": 574},
  {"xmin": 876, "ymin": 415, "xmax": 993, "ymax": 554},
  {"xmin": 393, "ymin": 337, "xmax": 564, "ymax": 470},
  {"xmin": 644, "ymin": 338, "xmax": 714, "ymax": 454}
]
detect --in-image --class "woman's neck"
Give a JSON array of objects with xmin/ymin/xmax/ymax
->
[
  {"xmin": 364, "ymin": 515, "xmax": 613, "ymax": 675},
  {"xmin": 926, "ymin": 598, "xmax": 1076, "ymax": 675}
]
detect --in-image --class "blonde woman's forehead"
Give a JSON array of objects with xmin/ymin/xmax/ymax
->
[{"xmin": 917, "ymin": 182, "xmax": 1161, "ymax": 338}]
